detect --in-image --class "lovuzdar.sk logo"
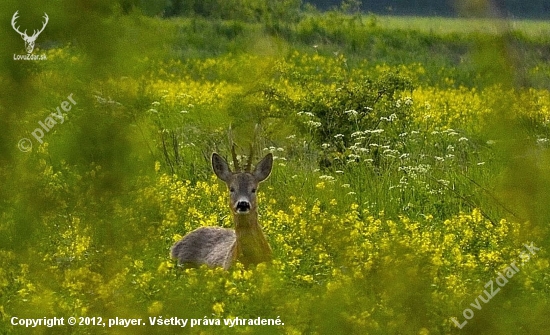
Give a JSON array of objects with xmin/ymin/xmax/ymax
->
[{"xmin": 11, "ymin": 10, "xmax": 49, "ymax": 61}]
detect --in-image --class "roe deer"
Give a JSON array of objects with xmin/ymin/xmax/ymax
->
[{"xmin": 171, "ymin": 151, "xmax": 273, "ymax": 270}]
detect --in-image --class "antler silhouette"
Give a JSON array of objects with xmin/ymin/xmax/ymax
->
[
  {"xmin": 11, "ymin": 11, "xmax": 49, "ymax": 53},
  {"xmin": 11, "ymin": 11, "xmax": 26, "ymax": 37},
  {"xmin": 32, "ymin": 13, "xmax": 49, "ymax": 39}
]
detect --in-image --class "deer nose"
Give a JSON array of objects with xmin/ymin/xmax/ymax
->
[{"xmin": 236, "ymin": 201, "xmax": 251, "ymax": 213}]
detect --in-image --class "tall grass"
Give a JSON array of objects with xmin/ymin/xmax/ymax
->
[
  {"xmin": 1, "ymin": 5, "xmax": 550, "ymax": 334},
  {"xmin": 375, "ymin": 15, "xmax": 550, "ymax": 37}
]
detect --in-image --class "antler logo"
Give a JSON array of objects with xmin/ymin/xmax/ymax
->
[{"xmin": 11, "ymin": 11, "xmax": 49, "ymax": 54}]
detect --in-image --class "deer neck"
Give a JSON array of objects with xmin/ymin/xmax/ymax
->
[{"xmin": 232, "ymin": 210, "xmax": 272, "ymax": 266}]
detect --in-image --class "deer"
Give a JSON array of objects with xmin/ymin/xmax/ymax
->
[
  {"xmin": 11, "ymin": 11, "xmax": 49, "ymax": 54},
  {"xmin": 171, "ymin": 148, "xmax": 274, "ymax": 270}
]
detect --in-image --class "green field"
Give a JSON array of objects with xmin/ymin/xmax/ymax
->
[
  {"xmin": 375, "ymin": 15, "xmax": 550, "ymax": 36},
  {"xmin": 1, "ymin": 3, "xmax": 550, "ymax": 335}
]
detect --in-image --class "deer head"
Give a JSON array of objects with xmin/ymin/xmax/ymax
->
[
  {"xmin": 11, "ymin": 11, "xmax": 49, "ymax": 54},
  {"xmin": 212, "ymin": 151, "xmax": 273, "ymax": 216}
]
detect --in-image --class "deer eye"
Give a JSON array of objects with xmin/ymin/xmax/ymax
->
[
  {"xmin": 251, "ymin": 188, "xmax": 257, "ymax": 193},
  {"xmin": 230, "ymin": 187, "xmax": 235, "ymax": 193}
]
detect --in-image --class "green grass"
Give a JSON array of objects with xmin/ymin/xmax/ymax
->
[
  {"xmin": 375, "ymin": 15, "xmax": 550, "ymax": 37},
  {"xmin": 1, "ymin": 8, "xmax": 550, "ymax": 335}
]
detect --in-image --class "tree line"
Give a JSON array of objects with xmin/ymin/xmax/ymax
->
[
  {"xmin": 118, "ymin": 0, "xmax": 549, "ymax": 19},
  {"xmin": 311, "ymin": 0, "xmax": 549, "ymax": 18}
]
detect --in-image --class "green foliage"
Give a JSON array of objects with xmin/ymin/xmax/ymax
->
[
  {"xmin": 1, "ymin": 5, "xmax": 550, "ymax": 335},
  {"xmin": 164, "ymin": 0, "xmax": 302, "ymax": 24},
  {"xmin": 291, "ymin": 71, "xmax": 414, "ymax": 148}
]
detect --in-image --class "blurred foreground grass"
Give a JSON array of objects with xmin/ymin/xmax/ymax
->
[{"xmin": 0, "ymin": 2, "xmax": 550, "ymax": 334}]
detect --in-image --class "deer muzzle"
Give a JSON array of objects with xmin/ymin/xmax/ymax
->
[{"xmin": 235, "ymin": 200, "xmax": 251, "ymax": 213}]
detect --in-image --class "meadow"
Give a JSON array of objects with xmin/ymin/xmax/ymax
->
[{"xmin": 1, "ymin": 4, "xmax": 550, "ymax": 335}]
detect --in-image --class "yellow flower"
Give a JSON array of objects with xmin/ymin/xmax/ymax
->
[
  {"xmin": 157, "ymin": 261, "xmax": 174, "ymax": 274},
  {"xmin": 311, "ymin": 204, "xmax": 321, "ymax": 215},
  {"xmin": 133, "ymin": 260, "xmax": 144, "ymax": 269},
  {"xmin": 297, "ymin": 274, "xmax": 313, "ymax": 283},
  {"xmin": 148, "ymin": 301, "xmax": 163, "ymax": 315},
  {"xmin": 212, "ymin": 302, "xmax": 225, "ymax": 316}
]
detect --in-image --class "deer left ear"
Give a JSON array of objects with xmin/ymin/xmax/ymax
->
[
  {"xmin": 253, "ymin": 153, "xmax": 273, "ymax": 182},
  {"xmin": 212, "ymin": 153, "xmax": 233, "ymax": 183}
]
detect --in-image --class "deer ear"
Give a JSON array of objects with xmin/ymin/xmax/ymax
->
[
  {"xmin": 253, "ymin": 153, "xmax": 273, "ymax": 182},
  {"xmin": 212, "ymin": 153, "xmax": 232, "ymax": 183}
]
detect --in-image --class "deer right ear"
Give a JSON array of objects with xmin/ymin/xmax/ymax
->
[
  {"xmin": 212, "ymin": 153, "xmax": 233, "ymax": 183},
  {"xmin": 253, "ymin": 153, "xmax": 273, "ymax": 182}
]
